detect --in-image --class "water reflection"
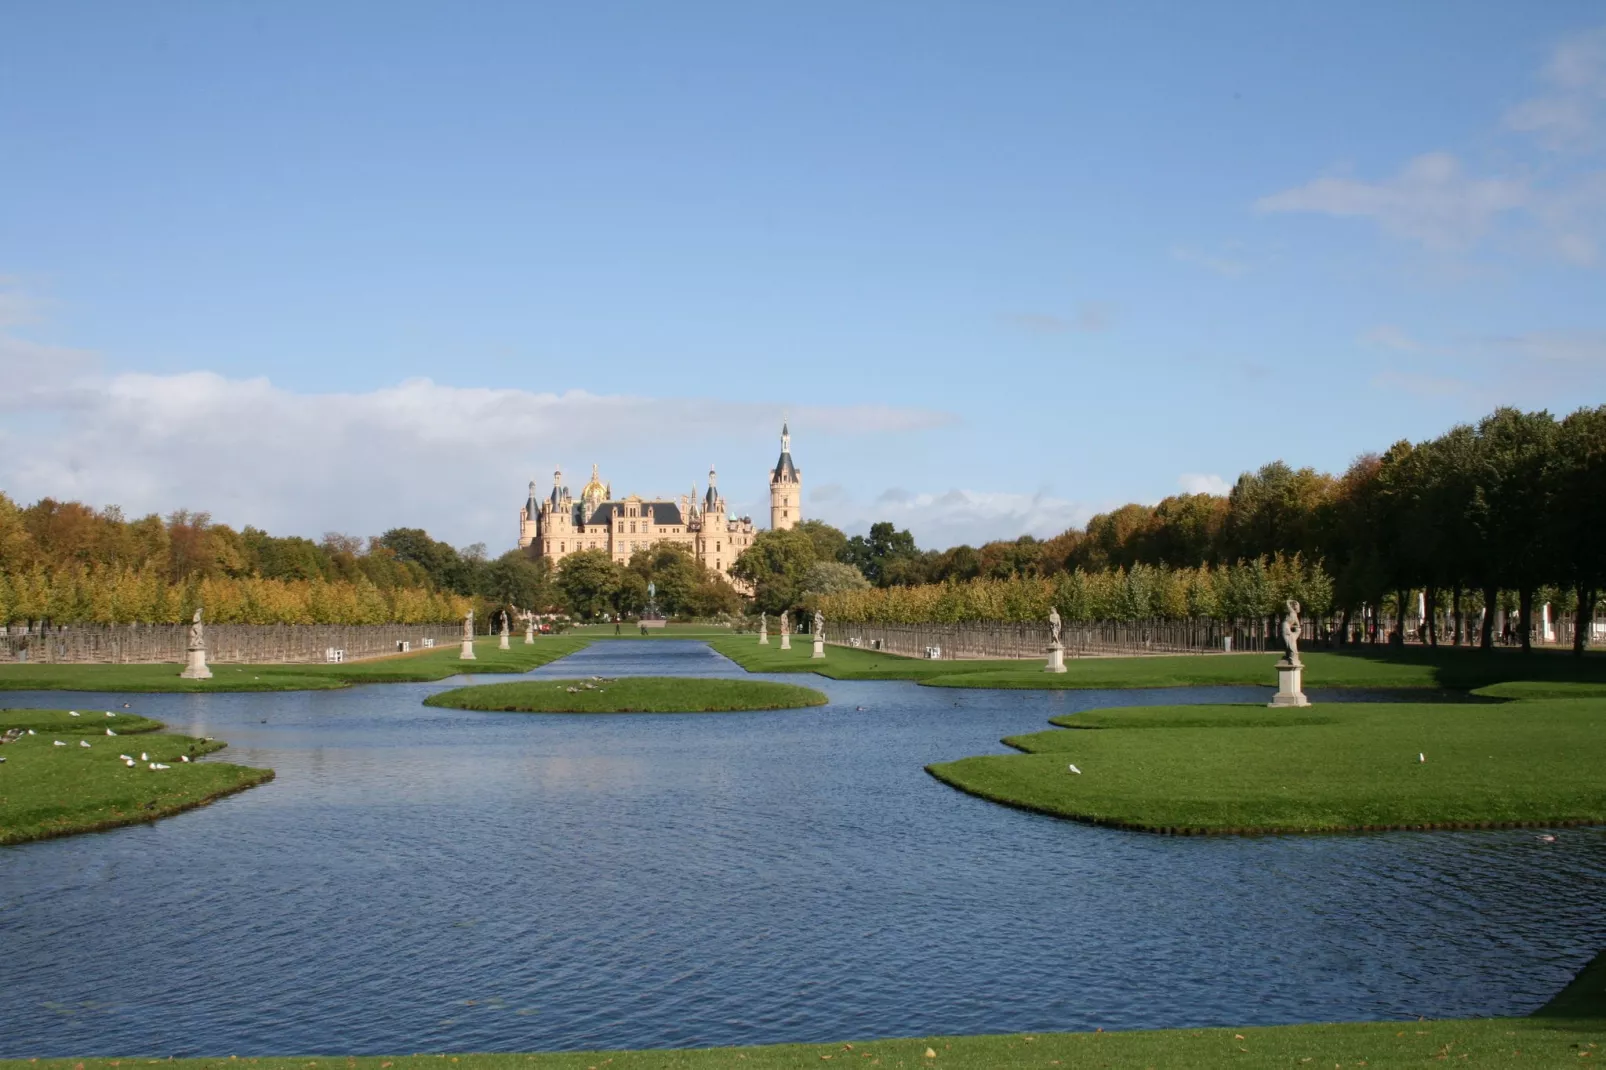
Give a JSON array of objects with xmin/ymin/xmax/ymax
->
[{"xmin": 0, "ymin": 640, "xmax": 1601, "ymax": 1058}]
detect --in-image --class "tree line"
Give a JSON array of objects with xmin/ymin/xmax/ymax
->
[{"xmin": 729, "ymin": 405, "xmax": 1606, "ymax": 654}]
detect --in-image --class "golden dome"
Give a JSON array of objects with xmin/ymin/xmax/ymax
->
[{"xmin": 581, "ymin": 463, "xmax": 608, "ymax": 500}]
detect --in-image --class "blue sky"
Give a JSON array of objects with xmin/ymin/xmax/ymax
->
[{"xmin": 3, "ymin": 2, "xmax": 1604, "ymax": 551}]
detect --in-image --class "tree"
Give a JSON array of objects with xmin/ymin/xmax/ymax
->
[
  {"xmin": 843, "ymin": 522, "xmax": 917, "ymax": 586},
  {"xmin": 1551, "ymin": 406, "xmax": 1606, "ymax": 654},
  {"xmin": 626, "ymin": 542, "xmax": 704, "ymax": 616},
  {"xmin": 555, "ymin": 549, "xmax": 620, "ymax": 619},
  {"xmin": 800, "ymin": 560, "xmax": 870, "ymax": 597},
  {"xmin": 482, "ymin": 550, "xmax": 554, "ymax": 611},
  {"xmin": 1475, "ymin": 408, "xmax": 1558, "ymax": 653},
  {"xmin": 732, "ymin": 527, "xmax": 818, "ymax": 614},
  {"xmin": 795, "ymin": 519, "xmax": 850, "ymax": 565}
]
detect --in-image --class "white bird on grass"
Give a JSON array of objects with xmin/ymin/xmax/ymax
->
[
  {"xmin": 180, "ymin": 755, "xmax": 190, "ymax": 762},
  {"xmin": 69, "ymin": 710, "xmax": 79, "ymax": 717},
  {"xmin": 53, "ymin": 740, "xmax": 66, "ymax": 746},
  {"xmin": 140, "ymin": 752, "xmax": 149, "ymax": 761},
  {"xmin": 149, "ymin": 762, "xmax": 169, "ymax": 770},
  {"xmin": 79, "ymin": 740, "xmax": 91, "ymax": 748},
  {"xmin": 1418, "ymin": 753, "xmax": 1426, "ymax": 763},
  {"xmin": 1067, "ymin": 763, "xmax": 1082, "ymax": 774},
  {"xmin": 118, "ymin": 754, "xmax": 133, "ymax": 760},
  {"xmin": 105, "ymin": 711, "xmax": 115, "ymax": 717},
  {"xmin": 124, "ymin": 759, "xmax": 135, "ymax": 767},
  {"xmin": 106, "ymin": 728, "xmax": 117, "ymax": 736},
  {"xmin": 27, "ymin": 729, "xmax": 36, "ymax": 735}
]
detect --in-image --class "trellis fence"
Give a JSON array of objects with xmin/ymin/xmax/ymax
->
[{"xmin": 1, "ymin": 622, "xmax": 464, "ymax": 664}]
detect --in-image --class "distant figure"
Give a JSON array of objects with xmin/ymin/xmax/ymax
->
[
  {"xmin": 1279, "ymin": 600, "xmax": 1302, "ymax": 665},
  {"xmin": 615, "ymin": 622, "xmax": 621, "ymax": 635}
]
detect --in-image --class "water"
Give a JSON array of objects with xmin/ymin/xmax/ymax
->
[{"xmin": 1, "ymin": 639, "xmax": 1602, "ymax": 1057}]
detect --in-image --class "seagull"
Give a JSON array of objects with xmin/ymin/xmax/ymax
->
[
  {"xmin": 119, "ymin": 754, "xmax": 133, "ymax": 760},
  {"xmin": 149, "ymin": 762, "xmax": 169, "ymax": 770},
  {"xmin": 140, "ymin": 752, "xmax": 149, "ymax": 761},
  {"xmin": 0, "ymin": 728, "xmax": 22, "ymax": 745},
  {"xmin": 121, "ymin": 703, "xmax": 130, "ymax": 709},
  {"xmin": 27, "ymin": 729, "xmax": 36, "ymax": 735},
  {"xmin": 53, "ymin": 740, "xmax": 66, "ymax": 746},
  {"xmin": 106, "ymin": 728, "xmax": 117, "ymax": 736},
  {"xmin": 1537, "ymin": 833, "xmax": 1557, "ymax": 843},
  {"xmin": 1418, "ymin": 753, "xmax": 1426, "ymax": 763},
  {"xmin": 180, "ymin": 755, "xmax": 190, "ymax": 762},
  {"xmin": 69, "ymin": 711, "xmax": 79, "ymax": 717},
  {"xmin": 855, "ymin": 706, "xmax": 867, "ymax": 711},
  {"xmin": 1067, "ymin": 763, "xmax": 1082, "ymax": 774},
  {"xmin": 105, "ymin": 711, "xmax": 115, "ymax": 717},
  {"xmin": 125, "ymin": 759, "xmax": 135, "ymax": 767},
  {"xmin": 79, "ymin": 740, "xmax": 91, "ymax": 748}
]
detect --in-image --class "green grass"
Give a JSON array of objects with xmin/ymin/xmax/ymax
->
[
  {"xmin": 715, "ymin": 635, "xmax": 1606, "ymax": 696},
  {"xmin": 927, "ymin": 695, "xmax": 1606, "ymax": 834},
  {"xmin": 425, "ymin": 676, "xmax": 829, "ymax": 713},
  {"xmin": 708, "ymin": 636, "xmax": 1031, "ymax": 680},
  {"xmin": 0, "ymin": 708, "xmax": 272, "ymax": 844},
  {"xmin": 0, "ymin": 636, "xmax": 593, "ymax": 693}
]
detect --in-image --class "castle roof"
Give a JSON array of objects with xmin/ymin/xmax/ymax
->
[{"xmin": 584, "ymin": 501, "xmax": 685, "ymax": 527}]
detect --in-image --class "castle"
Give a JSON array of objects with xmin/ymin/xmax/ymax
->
[{"xmin": 518, "ymin": 424, "xmax": 803, "ymax": 589}]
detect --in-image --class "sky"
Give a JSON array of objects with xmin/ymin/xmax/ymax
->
[{"xmin": 2, "ymin": 2, "xmax": 1604, "ymax": 552}]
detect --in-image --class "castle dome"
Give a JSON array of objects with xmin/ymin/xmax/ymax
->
[{"xmin": 581, "ymin": 463, "xmax": 608, "ymax": 500}]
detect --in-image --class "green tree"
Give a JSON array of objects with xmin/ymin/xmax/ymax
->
[
  {"xmin": 732, "ymin": 527, "xmax": 818, "ymax": 613},
  {"xmin": 843, "ymin": 521, "xmax": 918, "ymax": 586},
  {"xmin": 556, "ymin": 549, "xmax": 621, "ymax": 619},
  {"xmin": 1551, "ymin": 406, "xmax": 1606, "ymax": 654},
  {"xmin": 795, "ymin": 519, "xmax": 850, "ymax": 565}
]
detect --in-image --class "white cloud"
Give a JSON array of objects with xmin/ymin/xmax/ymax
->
[
  {"xmin": 819, "ymin": 488, "xmax": 1094, "ymax": 550},
  {"xmin": 0, "ymin": 363, "xmax": 956, "ymax": 549},
  {"xmin": 1504, "ymin": 26, "xmax": 1606, "ymax": 150},
  {"xmin": 1004, "ymin": 303, "xmax": 1115, "ymax": 334},
  {"xmin": 1177, "ymin": 473, "xmax": 1230, "ymax": 496},
  {"xmin": 1360, "ymin": 325, "xmax": 1429, "ymax": 353},
  {"xmin": 1255, "ymin": 153, "xmax": 1529, "ymax": 250},
  {"xmin": 1170, "ymin": 245, "xmax": 1250, "ymax": 277}
]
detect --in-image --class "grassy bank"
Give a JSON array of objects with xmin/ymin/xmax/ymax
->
[
  {"xmin": 0, "ymin": 636, "xmax": 593, "ymax": 693},
  {"xmin": 426, "ymin": 676, "xmax": 828, "ymax": 713},
  {"xmin": 713, "ymin": 635, "xmax": 1606, "ymax": 693},
  {"xmin": 0, "ymin": 707, "xmax": 272, "ymax": 844},
  {"xmin": 3, "ymin": 951, "xmax": 1600, "ymax": 1067},
  {"xmin": 927, "ymin": 695, "xmax": 1606, "ymax": 834}
]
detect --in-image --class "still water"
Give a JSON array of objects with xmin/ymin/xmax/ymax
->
[{"xmin": 1, "ymin": 640, "xmax": 1602, "ymax": 1057}]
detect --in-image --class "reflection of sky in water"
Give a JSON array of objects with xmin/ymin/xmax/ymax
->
[{"xmin": 1, "ymin": 640, "xmax": 1603, "ymax": 1058}]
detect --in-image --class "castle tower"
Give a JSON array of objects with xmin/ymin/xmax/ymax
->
[{"xmin": 768, "ymin": 422, "xmax": 801, "ymax": 530}]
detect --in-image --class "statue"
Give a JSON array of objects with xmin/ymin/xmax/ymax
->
[
  {"xmin": 813, "ymin": 610, "xmax": 824, "ymax": 636},
  {"xmin": 1268, "ymin": 599, "xmax": 1309, "ymax": 708},
  {"xmin": 1280, "ymin": 600, "xmax": 1302, "ymax": 665},
  {"xmin": 758, "ymin": 611, "xmax": 768, "ymax": 645},
  {"xmin": 463, "ymin": 610, "xmax": 474, "ymax": 641},
  {"xmin": 779, "ymin": 610, "xmax": 791, "ymax": 649},
  {"xmin": 179, "ymin": 606, "xmax": 212, "ymax": 680},
  {"xmin": 1048, "ymin": 606, "xmax": 1062, "ymax": 647},
  {"xmin": 1044, "ymin": 606, "xmax": 1066, "ymax": 673}
]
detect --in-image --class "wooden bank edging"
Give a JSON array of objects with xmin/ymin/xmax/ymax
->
[{"xmin": 923, "ymin": 764, "xmax": 1605, "ymax": 837}]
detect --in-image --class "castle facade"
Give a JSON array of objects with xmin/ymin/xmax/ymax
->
[{"xmin": 518, "ymin": 424, "xmax": 802, "ymax": 590}]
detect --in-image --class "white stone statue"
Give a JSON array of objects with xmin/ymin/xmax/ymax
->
[
  {"xmin": 460, "ymin": 609, "xmax": 477, "ymax": 661},
  {"xmin": 780, "ymin": 613, "xmax": 790, "ymax": 635},
  {"xmin": 813, "ymin": 610, "xmax": 824, "ymax": 635},
  {"xmin": 758, "ymin": 611, "xmax": 768, "ymax": 644},
  {"xmin": 1048, "ymin": 606, "xmax": 1062, "ymax": 647},
  {"xmin": 1280, "ymin": 599, "xmax": 1302, "ymax": 666},
  {"xmin": 179, "ymin": 606, "xmax": 212, "ymax": 680}
]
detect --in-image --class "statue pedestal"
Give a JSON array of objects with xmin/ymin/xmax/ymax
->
[
  {"xmin": 1268, "ymin": 659, "xmax": 1309, "ymax": 707},
  {"xmin": 179, "ymin": 649, "xmax": 212, "ymax": 680},
  {"xmin": 525, "ymin": 626, "xmax": 535, "ymax": 644},
  {"xmin": 499, "ymin": 633, "xmax": 510, "ymax": 651},
  {"xmin": 759, "ymin": 629, "xmax": 768, "ymax": 645},
  {"xmin": 460, "ymin": 639, "xmax": 476, "ymax": 660},
  {"xmin": 812, "ymin": 637, "xmax": 825, "ymax": 659},
  {"xmin": 780, "ymin": 633, "xmax": 791, "ymax": 650},
  {"xmin": 1044, "ymin": 643, "xmax": 1066, "ymax": 673}
]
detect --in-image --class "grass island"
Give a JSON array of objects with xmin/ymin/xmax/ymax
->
[
  {"xmin": 928, "ymin": 691, "xmax": 1606, "ymax": 834},
  {"xmin": 425, "ymin": 676, "xmax": 829, "ymax": 714},
  {"xmin": 0, "ymin": 707, "xmax": 273, "ymax": 845}
]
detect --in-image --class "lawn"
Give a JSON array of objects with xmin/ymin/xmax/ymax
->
[
  {"xmin": 1, "ymin": 955, "xmax": 1599, "ymax": 1068},
  {"xmin": 713, "ymin": 635, "xmax": 1606, "ymax": 694},
  {"xmin": 425, "ymin": 676, "xmax": 828, "ymax": 713},
  {"xmin": 0, "ymin": 707, "xmax": 272, "ymax": 845},
  {"xmin": 0, "ymin": 636, "xmax": 593, "ymax": 693},
  {"xmin": 927, "ymin": 695, "xmax": 1606, "ymax": 834}
]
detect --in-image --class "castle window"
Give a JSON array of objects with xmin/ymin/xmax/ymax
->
[
  {"xmin": 629, "ymin": 521, "xmax": 636, "ymax": 533},
  {"xmin": 560, "ymin": 542, "xmax": 565, "ymax": 553}
]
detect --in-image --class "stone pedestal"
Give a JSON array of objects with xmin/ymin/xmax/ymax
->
[
  {"xmin": 499, "ymin": 632, "xmax": 510, "ymax": 650},
  {"xmin": 759, "ymin": 627, "xmax": 768, "ymax": 645},
  {"xmin": 1044, "ymin": 643, "xmax": 1066, "ymax": 673},
  {"xmin": 460, "ymin": 638, "xmax": 477, "ymax": 660},
  {"xmin": 1268, "ymin": 659, "xmax": 1309, "ymax": 707},
  {"xmin": 525, "ymin": 624, "xmax": 535, "ymax": 644},
  {"xmin": 179, "ymin": 648, "xmax": 212, "ymax": 680},
  {"xmin": 780, "ymin": 633, "xmax": 790, "ymax": 650},
  {"xmin": 812, "ymin": 637, "xmax": 825, "ymax": 659}
]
